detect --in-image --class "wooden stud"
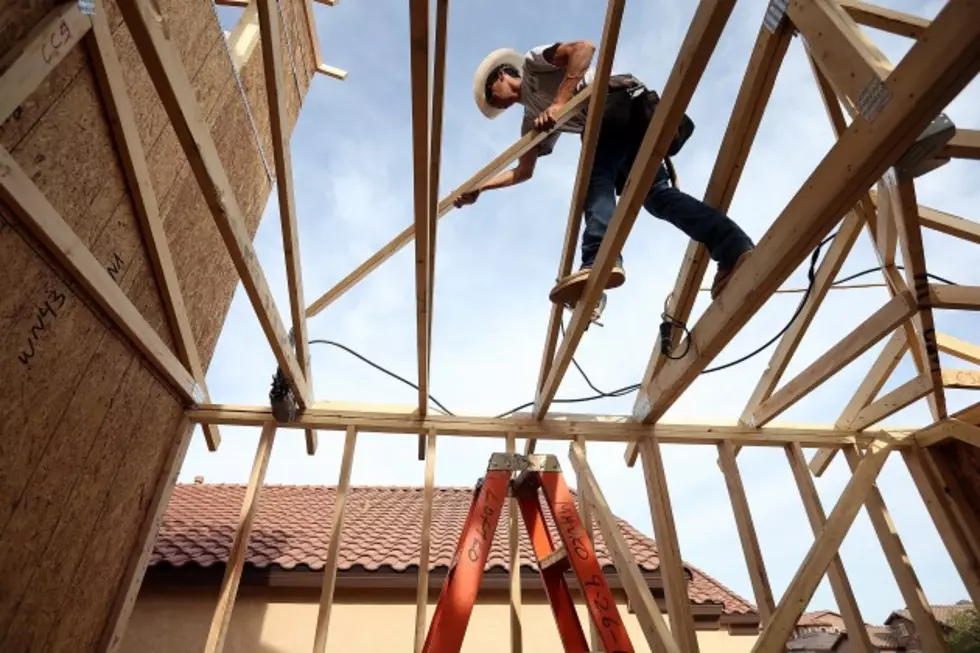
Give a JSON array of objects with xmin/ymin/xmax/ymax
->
[
  {"xmin": 937, "ymin": 332, "xmax": 980, "ymax": 366},
  {"xmin": 903, "ymin": 446, "xmax": 980, "ymax": 606},
  {"xmin": 918, "ymin": 205, "xmax": 980, "ymax": 245},
  {"xmin": 0, "ymin": 146, "xmax": 199, "ymax": 404},
  {"xmin": 312, "ymin": 426, "xmax": 358, "ymax": 653},
  {"xmin": 573, "ymin": 436, "xmax": 600, "ymax": 649},
  {"xmin": 204, "ymin": 424, "xmax": 276, "ymax": 653},
  {"xmin": 414, "ymin": 430, "xmax": 437, "ymax": 653},
  {"xmin": 841, "ymin": 445, "xmax": 950, "ymax": 653},
  {"xmin": 848, "ymin": 375, "xmax": 932, "ymax": 431},
  {"xmin": 303, "ymin": 89, "xmax": 594, "ymax": 318},
  {"xmin": 942, "ymin": 369, "xmax": 980, "ymax": 390},
  {"xmin": 87, "ymin": 3, "xmax": 220, "ymax": 448},
  {"xmin": 837, "ymin": 329, "xmax": 909, "ymax": 429},
  {"xmin": 928, "ymin": 284, "xmax": 980, "ymax": 311},
  {"xmin": 756, "ymin": 442, "xmax": 892, "ymax": 652},
  {"xmin": 226, "ymin": 2, "xmax": 261, "ymax": 72},
  {"xmin": 535, "ymin": 0, "xmax": 739, "ymax": 420},
  {"xmin": 532, "ymin": 0, "xmax": 626, "ymax": 453},
  {"xmin": 568, "ymin": 441, "xmax": 681, "ymax": 653},
  {"xmin": 940, "ymin": 129, "xmax": 980, "ymax": 160},
  {"xmin": 876, "ymin": 181, "xmax": 899, "ymax": 266},
  {"xmin": 256, "ymin": 0, "xmax": 317, "ymax": 453},
  {"xmin": 0, "ymin": 2, "xmax": 92, "ymax": 125},
  {"xmin": 717, "ymin": 440, "xmax": 775, "ymax": 625},
  {"xmin": 640, "ymin": 438, "xmax": 700, "ymax": 652},
  {"xmin": 118, "ymin": 0, "xmax": 310, "ymax": 407},
  {"xmin": 315, "ymin": 63, "xmax": 348, "ymax": 80},
  {"xmin": 953, "ymin": 401, "xmax": 980, "ymax": 426},
  {"xmin": 750, "ymin": 291, "xmax": 917, "ymax": 427},
  {"xmin": 505, "ymin": 434, "xmax": 522, "ymax": 653},
  {"xmin": 837, "ymin": 0, "xmax": 930, "ymax": 39},
  {"xmin": 632, "ymin": 0, "xmax": 980, "ymax": 423}
]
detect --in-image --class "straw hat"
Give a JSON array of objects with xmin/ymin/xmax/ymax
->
[{"xmin": 472, "ymin": 48, "xmax": 522, "ymax": 119}]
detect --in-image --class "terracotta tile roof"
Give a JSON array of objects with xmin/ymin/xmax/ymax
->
[
  {"xmin": 798, "ymin": 610, "xmax": 842, "ymax": 627},
  {"xmin": 151, "ymin": 484, "xmax": 756, "ymax": 616},
  {"xmin": 787, "ymin": 631, "xmax": 843, "ymax": 651},
  {"xmin": 866, "ymin": 626, "xmax": 903, "ymax": 649},
  {"xmin": 889, "ymin": 602, "xmax": 975, "ymax": 627}
]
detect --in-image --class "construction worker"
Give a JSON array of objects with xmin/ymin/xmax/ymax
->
[{"xmin": 454, "ymin": 42, "xmax": 755, "ymax": 304}]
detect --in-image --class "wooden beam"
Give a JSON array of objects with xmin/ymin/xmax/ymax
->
[
  {"xmin": 929, "ymin": 284, "xmax": 980, "ymax": 311},
  {"xmin": 954, "ymin": 401, "xmax": 980, "ymax": 426},
  {"xmin": 568, "ymin": 441, "xmax": 682, "ymax": 653},
  {"xmin": 535, "ymin": 0, "xmax": 739, "ymax": 421},
  {"xmin": 623, "ymin": 15, "xmax": 794, "ymax": 467},
  {"xmin": 0, "ymin": 146, "xmax": 199, "ymax": 404},
  {"xmin": 315, "ymin": 63, "xmax": 347, "ymax": 80},
  {"xmin": 640, "ymin": 439, "xmax": 699, "ymax": 652},
  {"xmin": 185, "ymin": 404, "xmax": 905, "ymax": 447},
  {"xmin": 903, "ymin": 445, "xmax": 980, "ymax": 606},
  {"xmin": 786, "ymin": 443, "xmax": 874, "ymax": 652},
  {"xmin": 118, "ymin": 0, "xmax": 310, "ymax": 407},
  {"xmin": 312, "ymin": 426, "xmax": 357, "ymax": 653},
  {"xmin": 757, "ymin": 442, "xmax": 891, "ymax": 653},
  {"xmin": 204, "ymin": 424, "xmax": 276, "ymax": 653},
  {"xmin": 717, "ymin": 440, "xmax": 775, "ymax": 625},
  {"xmin": 0, "ymin": 2, "xmax": 91, "ymax": 125},
  {"xmin": 303, "ymin": 89, "xmax": 594, "ymax": 318},
  {"xmin": 255, "ymin": 0, "xmax": 317, "ymax": 454},
  {"xmin": 574, "ymin": 438, "xmax": 600, "ymax": 649},
  {"xmin": 942, "ymin": 369, "xmax": 980, "ymax": 390},
  {"xmin": 226, "ymin": 1, "xmax": 260, "ymax": 72},
  {"xmin": 919, "ymin": 205, "xmax": 980, "ymax": 245},
  {"xmin": 838, "ymin": 328, "xmax": 909, "ymax": 429},
  {"xmin": 414, "ymin": 430, "xmax": 437, "ymax": 653},
  {"xmin": 940, "ymin": 129, "xmax": 980, "ymax": 159},
  {"xmin": 633, "ymin": 0, "xmax": 980, "ymax": 423},
  {"xmin": 841, "ymin": 445, "xmax": 950, "ymax": 653},
  {"xmin": 87, "ymin": 4, "xmax": 221, "ymax": 448},
  {"xmin": 937, "ymin": 332, "xmax": 980, "ymax": 366},
  {"xmin": 849, "ymin": 375, "xmax": 933, "ymax": 431},
  {"xmin": 915, "ymin": 419, "xmax": 980, "ymax": 448},
  {"xmin": 750, "ymin": 291, "xmax": 917, "ymax": 427},
  {"xmin": 531, "ymin": 0, "xmax": 626, "ymax": 455},
  {"xmin": 837, "ymin": 0, "xmax": 930, "ymax": 39},
  {"xmin": 505, "ymin": 435, "xmax": 522, "ymax": 653}
]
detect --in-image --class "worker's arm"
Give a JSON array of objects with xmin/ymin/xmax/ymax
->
[
  {"xmin": 535, "ymin": 40, "xmax": 595, "ymax": 130},
  {"xmin": 452, "ymin": 149, "xmax": 538, "ymax": 208}
]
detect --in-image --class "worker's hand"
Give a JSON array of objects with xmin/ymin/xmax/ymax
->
[
  {"xmin": 453, "ymin": 188, "xmax": 481, "ymax": 208},
  {"xmin": 534, "ymin": 102, "xmax": 564, "ymax": 131}
]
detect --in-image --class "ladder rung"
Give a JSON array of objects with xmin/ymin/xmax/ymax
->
[{"xmin": 539, "ymin": 546, "xmax": 567, "ymax": 570}]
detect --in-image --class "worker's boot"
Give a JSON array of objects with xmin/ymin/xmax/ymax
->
[
  {"xmin": 548, "ymin": 265, "xmax": 625, "ymax": 306},
  {"xmin": 710, "ymin": 249, "xmax": 752, "ymax": 299}
]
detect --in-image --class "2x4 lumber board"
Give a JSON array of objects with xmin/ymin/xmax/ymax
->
[
  {"xmin": 88, "ymin": 4, "xmax": 221, "ymax": 450},
  {"xmin": 204, "ymin": 423, "xmax": 276, "ymax": 653},
  {"xmin": 749, "ymin": 291, "xmax": 917, "ymax": 427},
  {"xmin": 755, "ymin": 442, "xmax": 892, "ymax": 652},
  {"xmin": 838, "ymin": 328, "xmax": 909, "ymax": 429},
  {"xmin": 740, "ymin": 210, "xmax": 865, "ymax": 425},
  {"xmin": 568, "ymin": 441, "xmax": 682, "ymax": 653},
  {"xmin": 940, "ymin": 129, "xmax": 980, "ymax": 160},
  {"xmin": 640, "ymin": 438, "xmax": 700, "ymax": 652},
  {"xmin": 876, "ymin": 180, "xmax": 899, "ymax": 266},
  {"xmin": 0, "ymin": 146, "xmax": 199, "ymax": 404},
  {"xmin": 573, "ymin": 437, "xmax": 601, "ymax": 649},
  {"xmin": 954, "ymin": 400, "xmax": 980, "ymax": 426},
  {"xmin": 184, "ymin": 404, "xmax": 905, "ymax": 446},
  {"xmin": 227, "ymin": 2, "xmax": 261, "ymax": 72},
  {"xmin": 533, "ymin": 0, "xmax": 626, "ymax": 435},
  {"xmin": 717, "ymin": 440, "xmax": 775, "ymax": 624},
  {"xmin": 312, "ymin": 426, "xmax": 358, "ymax": 653},
  {"xmin": 535, "ymin": 0, "xmax": 739, "ymax": 421},
  {"xmin": 788, "ymin": 0, "xmax": 893, "ymax": 111},
  {"xmin": 890, "ymin": 170, "xmax": 947, "ymax": 417},
  {"xmin": 256, "ymin": 0, "xmax": 317, "ymax": 454},
  {"xmin": 303, "ymin": 90, "xmax": 594, "ymax": 319},
  {"xmin": 408, "ymin": 0, "xmax": 430, "ymax": 417},
  {"xmin": 943, "ymin": 369, "xmax": 980, "ymax": 390},
  {"xmin": 315, "ymin": 63, "xmax": 347, "ymax": 80},
  {"xmin": 0, "ymin": 2, "xmax": 92, "ymax": 125},
  {"xmin": 902, "ymin": 445, "xmax": 980, "ymax": 607},
  {"xmin": 929, "ymin": 284, "xmax": 980, "ymax": 311},
  {"xmin": 837, "ymin": 0, "xmax": 931, "ymax": 40},
  {"xmin": 841, "ymin": 445, "xmax": 950, "ymax": 653},
  {"xmin": 506, "ymin": 435, "xmax": 523, "ymax": 653},
  {"xmin": 632, "ymin": 0, "xmax": 980, "ymax": 424},
  {"xmin": 915, "ymin": 419, "xmax": 980, "ymax": 448},
  {"xmin": 100, "ymin": 417, "xmax": 195, "ymax": 653},
  {"xmin": 414, "ymin": 430, "xmax": 437, "ymax": 653},
  {"xmin": 919, "ymin": 205, "xmax": 980, "ymax": 245},
  {"xmin": 118, "ymin": 0, "xmax": 310, "ymax": 408},
  {"xmin": 786, "ymin": 442, "xmax": 874, "ymax": 652},
  {"xmin": 937, "ymin": 332, "xmax": 980, "ymax": 366},
  {"xmin": 850, "ymin": 375, "xmax": 933, "ymax": 431}
]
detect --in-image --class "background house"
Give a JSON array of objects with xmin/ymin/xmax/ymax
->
[
  {"xmin": 790, "ymin": 610, "xmax": 905, "ymax": 652},
  {"xmin": 884, "ymin": 601, "xmax": 976, "ymax": 652},
  {"xmin": 120, "ymin": 483, "xmax": 761, "ymax": 652}
]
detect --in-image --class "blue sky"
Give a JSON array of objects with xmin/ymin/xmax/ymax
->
[{"xmin": 189, "ymin": 0, "xmax": 980, "ymax": 623}]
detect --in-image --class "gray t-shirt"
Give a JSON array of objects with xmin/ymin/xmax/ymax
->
[{"xmin": 519, "ymin": 44, "xmax": 596, "ymax": 157}]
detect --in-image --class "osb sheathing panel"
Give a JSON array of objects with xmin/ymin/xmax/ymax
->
[{"xmin": 0, "ymin": 0, "xmax": 315, "ymax": 649}]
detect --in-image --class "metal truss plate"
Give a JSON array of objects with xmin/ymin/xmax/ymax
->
[
  {"xmin": 763, "ymin": 0, "xmax": 789, "ymax": 33},
  {"xmin": 856, "ymin": 77, "xmax": 891, "ymax": 123},
  {"xmin": 78, "ymin": 0, "xmax": 95, "ymax": 15}
]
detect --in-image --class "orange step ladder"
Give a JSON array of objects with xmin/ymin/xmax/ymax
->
[{"xmin": 421, "ymin": 453, "xmax": 635, "ymax": 653}]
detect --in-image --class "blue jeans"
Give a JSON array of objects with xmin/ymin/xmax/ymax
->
[{"xmin": 580, "ymin": 135, "xmax": 754, "ymax": 271}]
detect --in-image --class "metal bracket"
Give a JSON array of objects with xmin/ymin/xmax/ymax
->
[
  {"xmin": 896, "ymin": 112, "xmax": 956, "ymax": 178},
  {"xmin": 77, "ymin": 0, "xmax": 95, "ymax": 15},
  {"xmin": 763, "ymin": 0, "xmax": 789, "ymax": 33},
  {"xmin": 856, "ymin": 77, "xmax": 891, "ymax": 123}
]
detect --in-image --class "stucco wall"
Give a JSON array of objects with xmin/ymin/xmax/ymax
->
[{"xmin": 121, "ymin": 586, "xmax": 759, "ymax": 652}]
